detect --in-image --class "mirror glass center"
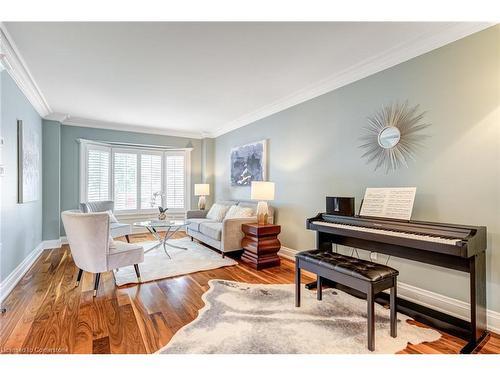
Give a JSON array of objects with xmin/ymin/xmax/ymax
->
[{"xmin": 378, "ymin": 127, "xmax": 401, "ymax": 149}]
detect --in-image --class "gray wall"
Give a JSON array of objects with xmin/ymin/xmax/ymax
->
[
  {"xmin": 0, "ymin": 71, "xmax": 43, "ymax": 282},
  {"xmin": 215, "ymin": 27, "xmax": 500, "ymax": 312},
  {"xmin": 201, "ymin": 137, "xmax": 216, "ymax": 208},
  {"xmin": 54, "ymin": 124, "xmax": 203, "ymax": 236},
  {"xmin": 42, "ymin": 120, "xmax": 61, "ymax": 240}
]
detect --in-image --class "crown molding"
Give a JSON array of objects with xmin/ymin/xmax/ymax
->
[
  {"xmin": 62, "ymin": 116, "xmax": 203, "ymax": 139},
  {"xmin": 44, "ymin": 112, "xmax": 70, "ymax": 123},
  {"xmin": 209, "ymin": 22, "xmax": 495, "ymax": 138},
  {"xmin": 0, "ymin": 23, "xmax": 51, "ymax": 117},
  {"xmin": 1, "ymin": 22, "xmax": 494, "ymax": 139}
]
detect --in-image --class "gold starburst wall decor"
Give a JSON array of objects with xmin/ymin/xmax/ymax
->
[{"xmin": 359, "ymin": 101, "xmax": 430, "ymax": 173}]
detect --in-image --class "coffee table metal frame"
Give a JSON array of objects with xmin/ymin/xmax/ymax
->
[{"xmin": 133, "ymin": 220, "xmax": 188, "ymax": 259}]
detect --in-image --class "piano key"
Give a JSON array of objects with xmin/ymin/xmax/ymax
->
[{"xmin": 311, "ymin": 221, "xmax": 462, "ymax": 245}]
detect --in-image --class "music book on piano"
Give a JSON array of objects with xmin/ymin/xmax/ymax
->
[{"xmin": 359, "ymin": 187, "xmax": 416, "ymax": 221}]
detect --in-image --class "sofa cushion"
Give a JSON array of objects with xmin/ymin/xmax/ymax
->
[
  {"xmin": 199, "ymin": 222, "xmax": 222, "ymax": 241},
  {"xmin": 238, "ymin": 201, "xmax": 274, "ymax": 224},
  {"xmin": 224, "ymin": 205, "xmax": 254, "ymax": 219},
  {"xmin": 237, "ymin": 202, "xmax": 257, "ymax": 214},
  {"xmin": 206, "ymin": 203, "xmax": 230, "ymax": 222},
  {"xmin": 187, "ymin": 218, "xmax": 215, "ymax": 232}
]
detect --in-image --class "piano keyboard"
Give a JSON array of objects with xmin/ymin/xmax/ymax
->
[{"xmin": 311, "ymin": 221, "xmax": 462, "ymax": 246}]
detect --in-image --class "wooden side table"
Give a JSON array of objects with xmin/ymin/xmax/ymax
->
[{"xmin": 241, "ymin": 223, "xmax": 281, "ymax": 270}]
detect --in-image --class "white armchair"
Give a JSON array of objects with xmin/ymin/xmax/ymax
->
[
  {"xmin": 61, "ymin": 210, "xmax": 144, "ymax": 297},
  {"xmin": 79, "ymin": 200, "xmax": 132, "ymax": 242}
]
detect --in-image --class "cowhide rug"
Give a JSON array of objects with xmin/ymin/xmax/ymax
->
[{"xmin": 158, "ymin": 279, "xmax": 441, "ymax": 354}]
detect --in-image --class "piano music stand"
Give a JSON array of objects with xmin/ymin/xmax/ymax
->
[{"xmin": 358, "ymin": 198, "xmax": 412, "ymax": 223}]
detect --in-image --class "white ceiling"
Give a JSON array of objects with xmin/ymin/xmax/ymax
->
[{"xmin": 2, "ymin": 22, "xmax": 492, "ymax": 138}]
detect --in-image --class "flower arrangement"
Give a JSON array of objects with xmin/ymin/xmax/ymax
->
[{"xmin": 150, "ymin": 191, "xmax": 168, "ymax": 220}]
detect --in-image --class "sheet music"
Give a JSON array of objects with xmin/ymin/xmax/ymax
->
[{"xmin": 359, "ymin": 187, "xmax": 416, "ymax": 221}]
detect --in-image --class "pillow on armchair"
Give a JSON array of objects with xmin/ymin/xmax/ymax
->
[{"xmin": 206, "ymin": 203, "xmax": 230, "ymax": 221}]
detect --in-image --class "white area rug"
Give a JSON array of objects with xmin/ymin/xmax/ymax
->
[
  {"xmin": 113, "ymin": 238, "xmax": 237, "ymax": 286},
  {"xmin": 158, "ymin": 280, "xmax": 441, "ymax": 354}
]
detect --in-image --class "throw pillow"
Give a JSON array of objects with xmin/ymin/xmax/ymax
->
[
  {"xmin": 106, "ymin": 210, "xmax": 119, "ymax": 223},
  {"xmin": 224, "ymin": 205, "xmax": 254, "ymax": 219},
  {"xmin": 206, "ymin": 203, "xmax": 230, "ymax": 222},
  {"xmin": 109, "ymin": 236, "xmax": 116, "ymax": 249}
]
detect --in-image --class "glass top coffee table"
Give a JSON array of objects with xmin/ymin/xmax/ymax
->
[{"xmin": 133, "ymin": 220, "xmax": 188, "ymax": 259}]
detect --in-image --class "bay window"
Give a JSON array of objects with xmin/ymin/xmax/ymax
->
[
  {"xmin": 80, "ymin": 140, "xmax": 190, "ymax": 214},
  {"xmin": 140, "ymin": 152, "xmax": 163, "ymax": 209},
  {"xmin": 113, "ymin": 151, "xmax": 138, "ymax": 211}
]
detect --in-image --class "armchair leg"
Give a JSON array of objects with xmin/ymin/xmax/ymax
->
[
  {"xmin": 93, "ymin": 273, "xmax": 101, "ymax": 297},
  {"xmin": 125, "ymin": 234, "xmax": 131, "ymax": 243},
  {"xmin": 75, "ymin": 268, "xmax": 84, "ymax": 287},
  {"xmin": 222, "ymin": 252, "xmax": 225, "ymax": 258},
  {"xmin": 134, "ymin": 264, "xmax": 142, "ymax": 283}
]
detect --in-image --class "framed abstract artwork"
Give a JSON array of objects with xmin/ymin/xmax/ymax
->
[
  {"xmin": 17, "ymin": 120, "xmax": 40, "ymax": 203},
  {"xmin": 230, "ymin": 140, "xmax": 267, "ymax": 186}
]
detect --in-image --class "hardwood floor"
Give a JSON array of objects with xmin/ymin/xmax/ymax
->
[{"xmin": 1, "ymin": 233, "xmax": 499, "ymax": 354}]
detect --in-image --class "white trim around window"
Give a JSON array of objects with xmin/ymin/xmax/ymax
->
[{"xmin": 79, "ymin": 139, "xmax": 192, "ymax": 215}]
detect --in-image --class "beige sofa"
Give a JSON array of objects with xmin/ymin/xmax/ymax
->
[{"xmin": 186, "ymin": 200, "xmax": 274, "ymax": 257}]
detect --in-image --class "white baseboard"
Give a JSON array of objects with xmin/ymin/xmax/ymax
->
[
  {"xmin": 42, "ymin": 238, "xmax": 62, "ymax": 249},
  {"xmin": 279, "ymin": 246, "xmax": 500, "ymax": 334},
  {"xmin": 278, "ymin": 246, "xmax": 297, "ymax": 261},
  {"xmin": 0, "ymin": 242, "xmax": 45, "ymax": 304}
]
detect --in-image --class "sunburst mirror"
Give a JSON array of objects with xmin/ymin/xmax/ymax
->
[{"xmin": 359, "ymin": 101, "xmax": 430, "ymax": 173}]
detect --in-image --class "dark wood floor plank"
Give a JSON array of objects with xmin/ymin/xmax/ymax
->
[
  {"xmin": 20, "ymin": 249, "xmax": 71, "ymax": 352},
  {"xmin": 118, "ymin": 303, "xmax": 148, "ymax": 354},
  {"xmin": 92, "ymin": 336, "xmax": 111, "ymax": 354},
  {"xmin": 73, "ymin": 303, "xmax": 94, "ymax": 354},
  {"xmin": 1, "ymin": 232, "xmax": 498, "ymax": 354},
  {"xmin": 0, "ymin": 248, "xmax": 65, "ymax": 349}
]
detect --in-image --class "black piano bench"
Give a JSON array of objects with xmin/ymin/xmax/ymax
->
[{"xmin": 295, "ymin": 249, "xmax": 399, "ymax": 351}]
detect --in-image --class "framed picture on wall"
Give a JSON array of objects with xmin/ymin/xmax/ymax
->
[
  {"xmin": 17, "ymin": 120, "xmax": 40, "ymax": 203},
  {"xmin": 230, "ymin": 140, "xmax": 267, "ymax": 186}
]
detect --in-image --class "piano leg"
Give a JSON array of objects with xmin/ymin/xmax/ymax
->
[{"xmin": 461, "ymin": 251, "xmax": 489, "ymax": 353}]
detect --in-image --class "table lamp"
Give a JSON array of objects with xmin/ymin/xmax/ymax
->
[
  {"xmin": 251, "ymin": 181, "xmax": 275, "ymax": 225},
  {"xmin": 194, "ymin": 183, "xmax": 210, "ymax": 210}
]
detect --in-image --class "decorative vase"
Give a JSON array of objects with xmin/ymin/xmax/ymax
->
[{"xmin": 158, "ymin": 207, "xmax": 168, "ymax": 220}]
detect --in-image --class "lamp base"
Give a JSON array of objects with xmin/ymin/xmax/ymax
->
[
  {"xmin": 198, "ymin": 195, "xmax": 206, "ymax": 210},
  {"xmin": 256, "ymin": 201, "xmax": 269, "ymax": 225}
]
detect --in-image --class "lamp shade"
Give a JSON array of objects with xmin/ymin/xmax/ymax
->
[
  {"xmin": 194, "ymin": 184, "xmax": 210, "ymax": 196},
  {"xmin": 251, "ymin": 181, "xmax": 275, "ymax": 201}
]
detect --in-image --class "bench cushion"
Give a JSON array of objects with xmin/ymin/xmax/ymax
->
[{"xmin": 296, "ymin": 249, "xmax": 398, "ymax": 282}]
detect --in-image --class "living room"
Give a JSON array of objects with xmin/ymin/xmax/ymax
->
[{"xmin": 1, "ymin": 0, "xmax": 499, "ymax": 371}]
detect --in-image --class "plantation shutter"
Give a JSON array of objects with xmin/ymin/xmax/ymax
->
[
  {"xmin": 165, "ymin": 153, "xmax": 185, "ymax": 209},
  {"xmin": 140, "ymin": 153, "xmax": 163, "ymax": 209},
  {"xmin": 86, "ymin": 148, "xmax": 110, "ymax": 202},
  {"xmin": 113, "ymin": 152, "xmax": 138, "ymax": 210}
]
